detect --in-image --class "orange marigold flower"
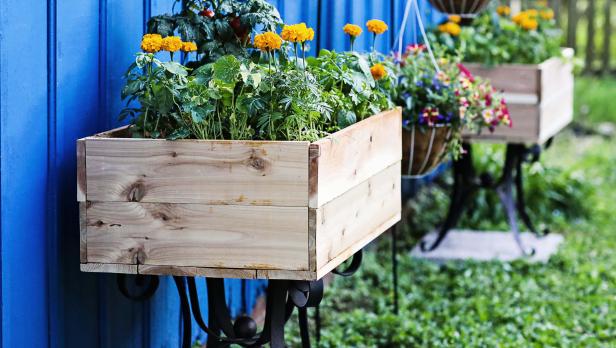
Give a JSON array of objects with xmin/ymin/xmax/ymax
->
[
  {"xmin": 181, "ymin": 41, "xmax": 198, "ymax": 52},
  {"xmin": 370, "ymin": 63, "xmax": 387, "ymax": 80},
  {"xmin": 141, "ymin": 33, "xmax": 163, "ymax": 53},
  {"xmin": 496, "ymin": 5, "xmax": 511, "ymax": 16},
  {"xmin": 343, "ymin": 23, "xmax": 362, "ymax": 37},
  {"xmin": 366, "ymin": 19, "xmax": 388, "ymax": 35},
  {"xmin": 540, "ymin": 9, "xmax": 554, "ymax": 20},
  {"xmin": 512, "ymin": 12, "xmax": 527, "ymax": 24},
  {"xmin": 161, "ymin": 36, "xmax": 183, "ymax": 52},
  {"xmin": 520, "ymin": 17, "xmax": 538, "ymax": 30},
  {"xmin": 526, "ymin": 9, "xmax": 539, "ymax": 18},
  {"xmin": 448, "ymin": 15, "xmax": 461, "ymax": 24},
  {"xmin": 281, "ymin": 23, "xmax": 314, "ymax": 43},
  {"xmin": 254, "ymin": 31, "xmax": 283, "ymax": 52},
  {"xmin": 438, "ymin": 22, "xmax": 461, "ymax": 36}
]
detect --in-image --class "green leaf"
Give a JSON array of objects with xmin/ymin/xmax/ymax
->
[
  {"xmin": 336, "ymin": 110, "xmax": 357, "ymax": 128},
  {"xmin": 161, "ymin": 61, "xmax": 189, "ymax": 76},
  {"xmin": 213, "ymin": 55, "xmax": 241, "ymax": 84}
]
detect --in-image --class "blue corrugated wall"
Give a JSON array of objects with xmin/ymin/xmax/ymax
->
[{"xmin": 0, "ymin": 1, "xmax": 442, "ymax": 347}]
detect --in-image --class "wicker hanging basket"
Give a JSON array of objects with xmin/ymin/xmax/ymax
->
[
  {"xmin": 428, "ymin": 0, "xmax": 491, "ymax": 17},
  {"xmin": 402, "ymin": 125, "xmax": 453, "ymax": 177}
]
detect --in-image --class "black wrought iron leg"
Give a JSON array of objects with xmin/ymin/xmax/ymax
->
[
  {"xmin": 173, "ymin": 277, "xmax": 193, "ymax": 348},
  {"xmin": 391, "ymin": 225, "xmax": 399, "ymax": 315},
  {"xmin": 298, "ymin": 307, "xmax": 311, "ymax": 348},
  {"xmin": 421, "ymin": 144, "xmax": 475, "ymax": 252},
  {"xmin": 497, "ymin": 145, "xmax": 535, "ymax": 256},
  {"xmin": 515, "ymin": 153, "xmax": 549, "ymax": 237},
  {"xmin": 265, "ymin": 280, "xmax": 289, "ymax": 348}
]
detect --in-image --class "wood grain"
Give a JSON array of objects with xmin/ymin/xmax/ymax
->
[
  {"xmin": 313, "ymin": 162, "xmax": 401, "ymax": 270},
  {"xmin": 316, "ymin": 213, "xmax": 401, "ymax": 279},
  {"xmin": 79, "ymin": 202, "xmax": 87, "ymax": 263},
  {"xmin": 138, "ymin": 265, "xmax": 258, "ymax": 279},
  {"xmin": 77, "ymin": 139, "xmax": 86, "ymax": 202},
  {"xmin": 464, "ymin": 63, "xmax": 540, "ymax": 95},
  {"xmin": 309, "ymin": 108, "xmax": 402, "ymax": 208},
  {"xmin": 464, "ymin": 104, "xmax": 540, "ymax": 143},
  {"xmin": 539, "ymin": 86, "xmax": 574, "ymax": 143},
  {"xmin": 86, "ymin": 202, "xmax": 309, "ymax": 270},
  {"xmin": 80, "ymin": 263, "xmax": 138, "ymax": 274},
  {"xmin": 85, "ymin": 138, "xmax": 309, "ymax": 206}
]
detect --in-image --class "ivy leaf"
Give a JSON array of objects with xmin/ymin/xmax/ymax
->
[
  {"xmin": 167, "ymin": 128, "xmax": 191, "ymax": 140},
  {"xmin": 161, "ymin": 61, "xmax": 189, "ymax": 76}
]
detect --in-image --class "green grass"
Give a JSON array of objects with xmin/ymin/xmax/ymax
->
[
  {"xmin": 285, "ymin": 80, "xmax": 616, "ymax": 347},
  {"xmin": 575, "ymin": 76, "xmax": 616, "ymax": 125}
]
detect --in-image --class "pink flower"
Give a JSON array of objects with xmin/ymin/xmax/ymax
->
[{"xmin": 457, "ymin": 63, "xmax": 475, "ymax": 82}]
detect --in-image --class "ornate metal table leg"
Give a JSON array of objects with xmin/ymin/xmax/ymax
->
[
  {"xmin": 421, "ymin": 142, "xmax": 478, "ymax": 252},
  {"xmin": 116, "ymin": 274, "xmax": 160, "ymax": 301},
  {"xmin": 496, "ymin": 144, "xmax": 535, "ymax": 256},
  {"xmin": 117, "ymin": 253, "xmax": 360, "ymax": 348},
  {"xmin": 515, "ymin": 145, "xmax": 550, "ymax": 237}
]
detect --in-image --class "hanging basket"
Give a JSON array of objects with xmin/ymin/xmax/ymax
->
[
  {"xmin": 428, "ymin": 0, "xmax": 491, "ymax": 17},
  {"xmin": 402, "ymin": 125, "xmax": 453, "ymax": 177}
]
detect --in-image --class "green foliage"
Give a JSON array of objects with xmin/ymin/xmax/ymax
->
[
  {"xmin": 307, "ymin": 50, "xmax": 395, "ymax": 132},
  {"xmin": 286, "ymin": 133, "xmax": 616, "ymax": 347},
  {"xmin": 120, "ymin": 53, "xmax": 189, "ymax": 138},
  {"xmin": 126, "ymin": 54, "xmax": 332, "ymax": 141},
  {"xmin": 430, "ymin": 9, "xmax": 563, "ymax": 65},
  {"xmin": 574, "ymin": 76, "xmax": 616, "ymax": 125},
  {"xmin": 147, "ymin": 0, "xmax": 281, "ymax": 64}
]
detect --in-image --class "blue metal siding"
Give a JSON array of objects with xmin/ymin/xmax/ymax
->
[{"xmin": 0, "ymin": 1, "xmax": 442, "ymax": 347}]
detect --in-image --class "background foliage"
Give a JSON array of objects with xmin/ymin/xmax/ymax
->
[{"xmin": 285, "ymin": 76, "xmax": 616, "ymax": 347}]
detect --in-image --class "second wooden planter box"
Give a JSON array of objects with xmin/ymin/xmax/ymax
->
[
  {"xmin": 78, "ymin": 108, "xmax": 402, "ymax": 280},
  {"xmin": 463, "ymin": 48, "xmax": 574, "ymax": 144}
]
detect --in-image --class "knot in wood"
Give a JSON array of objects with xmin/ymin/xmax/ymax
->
[
  {"xmin": 247, "ymin": 153, "xmax": 270, "ymax": 174},
  {"xmin": 129, "ymin": 247, "xmax": 147, "ymax": 265},
  {"xmin": 125, "ymin": 180, "xmax": 146, "ymax": 202}
]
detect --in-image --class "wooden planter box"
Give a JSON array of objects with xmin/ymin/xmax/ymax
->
[
  {"xmin": 463, "ymin": 48, "xmax": 574, "ymax": 144},
  {"xmin": 78, "ymin": 109, "xmax": 402, "ymax": 280}
]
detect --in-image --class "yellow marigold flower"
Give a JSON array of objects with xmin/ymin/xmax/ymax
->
[
  {"xmin": 161, "ymin": 36, "xmax": 183, "ymax": 52},
  {"xmin": 512, "ymin": 12, "xmax": 528, "ymax": 24},
  {"xmin": 448, "ymin": 15, "xmax": 461, "ymax": 24},
  {"xmin": 181, "ymin": 41, "xmax": 198, "ymax": 52},
  {"xmin": 521, "ymin": 17, "xmax": 538, "ymax": 30},
  {"xmin": 343, "ymin": 23, "xmax": 362, "ymax": 37},
  {"xmin": 254, "ymin": 31, "xmax": 283, "ymax": 52},
  {"xmin": 526, "ymin": 9, "xmax": 539, "ymax": 18},
  {"xmin": 281, "ymin": 23, "xmax": 314, "ymax": 43},
  {"xmin": 141, "ymin": 33, "xmax": 163, "ymax": 53},
  {"xmin": 496, "ymin": 5, "xmax": 511, "ymax": 16},
  {"xmin": 366, "ymin": 19, "xmax": 388, "ymax": 35},
  {"xmin": 303, "ymin": 27, "xmax": 315, "ymax": 41},
  {"xmin": 438, "ymin": 22, "xmax": 461, "ymax": 36},
  {"xmin": 540, "ymin": 9, "xmax": 554, "ymax": 20},
  {"xmin": 370, "ymin": 63, "xmax": 387, "ymax": 80}
]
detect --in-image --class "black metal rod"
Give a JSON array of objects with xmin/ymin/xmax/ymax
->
[
  {"xmin": 391, "ymin": 225, "xmax": 399, "ymax": 315},
  {"xmin": 173, "ymin": 276, "xmax": 193, "ymax": 348},
  {"xmin": 298, "ymin": 307, "xmax": 311, "ymax": 348}
]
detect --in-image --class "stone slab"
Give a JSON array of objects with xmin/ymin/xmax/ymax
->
[{"xmin": 411, "ymin": 230, "xmax": 564, "ymax": 263}]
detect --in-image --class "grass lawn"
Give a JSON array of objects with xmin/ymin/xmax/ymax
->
[{"xmin": 287, "ymin": 76, "xmax": 616, "ymax": 347}]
